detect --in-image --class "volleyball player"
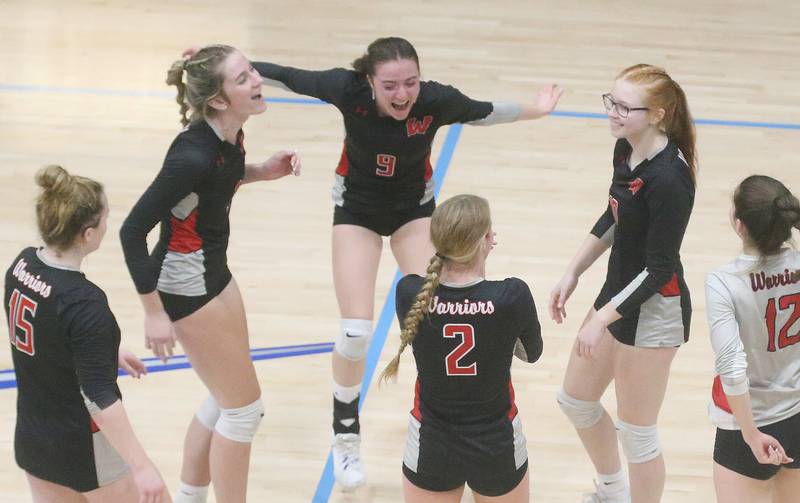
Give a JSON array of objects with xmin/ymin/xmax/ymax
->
[
  {"xmin": 706, "ymin": 175, "xmax": 800, "ymax": 502},
  {"xmin": 6, "ymin": 165, "xmax": 169, "ymax": 502},
  {"xmin": 549, "ymin": 64, "xmax": 697, "ymax": 503},
  {"xmin": 119, "ymin": 45, "xmax": 300, "ymax": 503},
  {"xmin": 243, "ymin": 37, "xmax": 560, "ymax": 488},
  {"xmin": 383, "ymin": 194, "xmax": 542, "ymax": 502}
]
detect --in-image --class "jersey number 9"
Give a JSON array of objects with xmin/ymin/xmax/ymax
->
[{"xmin": 376, "ymin": 154, "xmax": 397, "ymax": 177}]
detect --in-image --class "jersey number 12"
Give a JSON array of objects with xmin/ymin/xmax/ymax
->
[
  {"xmin": 8, "ymin": 289, "xmax": 37, "ymax": 356},
  {"xmin": 443, "ymin": 323, "xmax": 477, "ymax": 376},
  {"xmin": 765, "ymin": 293, "xmax": 800, "ymax": 352}
]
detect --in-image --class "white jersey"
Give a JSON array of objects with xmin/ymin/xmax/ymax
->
[{"xmin": 705, "ymin": 248, "xmax": 800, "ymax": 430}]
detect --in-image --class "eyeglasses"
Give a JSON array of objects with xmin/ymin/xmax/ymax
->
[{"xmin": 602, "ymin": 93, "xmax": 649, "ymax": 118}]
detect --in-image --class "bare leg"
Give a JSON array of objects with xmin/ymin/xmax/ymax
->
[
  {"xmin": 773, "ymin": 467, "xmax": 800, "ymax": 503},
  {"xmin": 390, "ymin": 217, "xmax": 435, "ymax": 276},
  {"xmin": 561, "ymin": 310, "xmax": 620, "ymax": 475},
  {"xmin": 614, "ymin": 342, "xmax": 677, "ymax": 503},
  {"xmin": 174, "ymin": 279, "xmax": 260, "ymax": 503},
  {"xmin": 712, "ymin": 462, "xmax": 771, "ymax": 503},
  {"xmin": 331, "ymin": 224, "xmax": 382, "ymax": 386},
  {"xmin": 179, "ymin": 416, "xmax": 214, "ymax": 486},
  {"xmin": 26, "ymin": 473, "xmax": 87, "ymax": 503}
]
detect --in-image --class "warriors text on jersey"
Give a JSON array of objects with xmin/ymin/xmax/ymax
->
[
  {"xmin": 120, "ymin": 120, "xmax": 244, "ymax": 302},
  {"xmin": 253, "ymin": 62, "xmax": 493, "ymax": 212},
  {"xmin": 5, "ymin": 247, "xmax": 126, "ymax": 491},
  {"xmin": 706, "ymin": 249, "xmax": 800, "ymax": 430},
  {"xmin": 591, "ymin": 138, "xmax": 695, "ymax": 346}
]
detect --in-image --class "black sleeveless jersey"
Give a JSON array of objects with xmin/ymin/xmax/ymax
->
[
  {"xmin": 120, "ymin": 120, "xmax": 245, "ymax": 297},
  {"xmin": 253, "ymin": 62, "xmax": 493, "ymax": 212},
  {"xmin": 395, "ymin": 276, "xmax": 542, "ymax": 426},
  {"xmin": 5, "ymin": 247, "xmax": 121, "ymax": 472}
]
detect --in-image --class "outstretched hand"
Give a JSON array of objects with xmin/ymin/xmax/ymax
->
[{"xmin": 533, "ymin": 84, "xmax": 564, "ymax": 117}]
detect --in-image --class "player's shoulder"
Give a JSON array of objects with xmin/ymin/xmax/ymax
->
[
  {"xmin": 418, "ymin": 80, "xmax": 462, "ymax": 104},
  {"xmin": 398, "ymin": 273, "xmax": 425, "ymax": 294},
  {"xmin": 485, "ymin": 277, "xmax": 533, "ymax": 303}
]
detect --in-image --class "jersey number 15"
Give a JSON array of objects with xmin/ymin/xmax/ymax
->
[{"xmin": 8, "ymin": 289, "xmax": 37, "ymax": 356}]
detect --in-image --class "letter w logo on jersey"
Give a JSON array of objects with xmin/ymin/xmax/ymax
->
[{"xmin": 406, "ymin": 116, "xmax": 433, "ymax": 137}]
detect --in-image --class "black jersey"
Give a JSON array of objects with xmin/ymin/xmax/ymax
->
[
  {"xmin": 591, "ymin": 139, "xmax": 695, "ymax": 346},
  {"xmin": 120, "ymin": 120, "xmax": 245, "ymax": 298},
  {"xmin": 395, "ymin": 276, "xmax": 542, "ymax": 426},
  {"xmin": 253, "ymin": 63, "xmax": 493, "ymax": 212},
  {"xmin": 5, "ymin": 247, "xmax": 122, "ymax": 487}
]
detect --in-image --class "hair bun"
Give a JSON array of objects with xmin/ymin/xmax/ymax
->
[
  {"xmin": 35, "ymin": 165, "xmax": 73, "ymax": 195},
  {"xmin": 777, "ymin": 194, "xmax": 800, "ymax": 225}
]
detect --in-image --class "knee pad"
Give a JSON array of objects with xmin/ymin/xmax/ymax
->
[
  {"xmin": 214, "ymin": 399, "xmax": 264, "ymax": 443},
  {"xmin": 195, "ymin": 395, "xmax": 220, "ymax": 430},
  {"xmin": 334, "ymin": 319, "xmax": 373, "ymax": 361},
  {"xmin": 556, "ymin": 389, "xmax": 604, "ymax": 429},
  {"xmin": 616, "ymin": 419, "xmax": 661, "ymax": 463}
]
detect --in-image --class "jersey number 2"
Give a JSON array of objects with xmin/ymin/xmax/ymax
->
[
  {"xmin": 765, "ymin": 293, "xmax": 800, "ymax": 352},
  {"xmin": 376, "ymin": 154, "xmax": 396, "ymax": 177},
  {"xmin": 443, "ymin": 323, "xmax": 477, "ymax": 376},
  {"xmin": 8, "ymin": 289, "xmax": 37, "ymax": 356}
]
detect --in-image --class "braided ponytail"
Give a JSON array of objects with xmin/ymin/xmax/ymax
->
[{"xmin": 380, "ymin": 255, "xmax": 443, "ymax": 383}]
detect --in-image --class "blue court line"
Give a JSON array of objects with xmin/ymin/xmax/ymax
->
[
  {"xmin": 310, "ymin": 123, "xmax": 464, "ymax": 503},
  {"xmin": 1, "ymin": 83, "xmax": 799, "ymax": 130},
  {"xmin": 0, "ymin": 342, "xmax": 334, "ymax": 390}
]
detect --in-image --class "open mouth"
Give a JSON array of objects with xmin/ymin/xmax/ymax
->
[{"xmin": 391, "ymin": 100, "xmax": 410, "ymax": 111}]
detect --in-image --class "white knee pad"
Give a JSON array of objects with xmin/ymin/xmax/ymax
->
[
  {"xmin": 214, "ymin": 399, "xmax": 264, "ymax": 443},
  {"xmin": 616, "ymin": 419, "xmax": 661, "ymax": 463},
  {"xmin": 334, "ymin": 319, "xmax": 373, "ymax": 361},
  {"xmin": 556, "ymin": 389, "xmax": 604, "ymax": 429},
  {"xmin": 195, "ymin": 395, "xmax": 221, "ymax": 430}
]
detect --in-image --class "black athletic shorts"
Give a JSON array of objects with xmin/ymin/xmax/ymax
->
[
  {"xmin": 16, "ymin": 426, "xmax": 129, "ymax": 492},
  {"xmin": 333, "ymin": 199, "xmax": 436, "ymax": 237},
  {"xmin": 158, "ymin": 268, "xmax": 232, "ymax": 321},
  {"xmin": 402, "ymin": 413, "xmax": 528, "ymax": 497},
  {"xmin": 714, "ymin": 410, "xmax": 800, "ymax": 480}
]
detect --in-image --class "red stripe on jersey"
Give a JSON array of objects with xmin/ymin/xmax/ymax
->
[
  {"xmin": 507, "ymin": 380, "xmax": 519, "ymax": 420},
  {"xmin": 424, "ymin": 153, "xmax": 432, "ymax": 182},
  {"xmin": 659, "ymin": 273, "xmax": 680, "ymax": 297},
  {"xmin": 89, "ymin": 418, "xmax": 100, "ymax": 433},
  {"xmin": 335, "ymin": 143, "xmax": 349, "ymax": 176},
  {"xmin": 711, "ymin": 375, "xmax": 733, "ymax": 414},
  {"xmin": 411, "ymin": 378, "xmax": 422, "ymax": 422},
  {"xmin": 167, "ymin": 209, "xmax": 203, "ymax": 253}
]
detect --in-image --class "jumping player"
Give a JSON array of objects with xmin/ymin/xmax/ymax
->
[
  {"xmin": 119, "ymin": 45, "xmax": 300, "ymax": 503},
  {"xmin": 233, "ymin": 36, "xmax": 560, "ymax": 488},
  {"xmin": 6, "ymin": 165, "xmax": 169, "ymax": 502},
  {"xmin": 383, "ymin": 194, "xmax": 543, "ymax": 503},
  {"xmin": 549, "ymin": 64, "xmax": 697, "ymax": 503},
  {"xmin": 706, "ymin": 175, "xmax": 800, "ymax": 503}
]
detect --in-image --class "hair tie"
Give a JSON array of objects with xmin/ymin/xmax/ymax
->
[{"xmin": 435, "ymin": 252, "xmax": 447, "ymax": 260}]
